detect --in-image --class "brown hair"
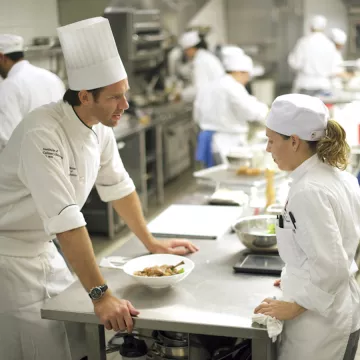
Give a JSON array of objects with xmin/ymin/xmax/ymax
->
[
  {"xmin": 63, "ymin": 87, "xmax": 104, "ymax": 106},
  {"xmin": 279, "ymin": 120, "xmax": 350, "ymax": 170}
]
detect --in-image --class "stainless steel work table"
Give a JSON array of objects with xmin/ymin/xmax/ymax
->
[{"xmin": 41, "ymin": 228, "xmax": 280, "ymax": 360}]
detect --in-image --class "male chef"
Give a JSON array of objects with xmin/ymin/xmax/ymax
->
[
  {"xmin": 0, "ymin": 34, "xmax": 65, "ymax": 152},
  {"xmin": 0, "ymin": 17, "xmax": 198, "ymax": 360}
]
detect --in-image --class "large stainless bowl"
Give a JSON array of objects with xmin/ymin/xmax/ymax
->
[{"xmin": 233, "ymin": 215, "xmax": 278, "ymax": 253}]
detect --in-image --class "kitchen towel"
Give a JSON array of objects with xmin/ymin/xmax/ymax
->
[{"xmin": 252, "ymin": 313, "xmax": 283, "ymax": 342}]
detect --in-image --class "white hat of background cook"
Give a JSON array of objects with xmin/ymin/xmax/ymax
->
[
  {"xmin": 223, "ymin": 53, "xmax": 253, "ymax": 73},
  {"xmin": 311, "ymin": 15, "xmax": 327, "ymax": 31},
  {"xmin": 221, "ymin": 45, "xmax": 244, "ymax": 58},
  {"xmin": 0, "ymin": 34, "xmax": 24, "ymax": 54},
  {"xmin": 331, "ymin": 28, "xmax": 347, "ymax": 45},
  {"xmin": 57, "ymin": 17, "xmax": 127, "ymax": 91},
  {"xmin": 179, "ymin": 31, "xmax": 201, "ymax": 49},
  {"xmin": 266, "ymin": 94, "xmax": 329, "ymax": 141}
]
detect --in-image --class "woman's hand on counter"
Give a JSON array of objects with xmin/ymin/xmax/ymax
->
[
  {"xmin": 254, "ymin": 298, "xmax": 306, "ymax": 321},
  {"xmin": 274, "ymin": 279, "xmax": 281, "ymax": 287},
  {"xmin": 147, "ymin": 238, "xmax": 199, "ymax": 255}
]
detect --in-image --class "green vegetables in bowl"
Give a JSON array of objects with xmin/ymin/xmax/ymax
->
[{"xmin": 267, "ymin": 223, "xmax": 276, "ymax": 234}]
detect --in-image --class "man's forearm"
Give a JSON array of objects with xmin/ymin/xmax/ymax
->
[
  {"xmin": 57, "ymin": 226, "xmax": 106, "ymax": 292},
  {"xmin": 112, "ymin": 191, "xmax": 155, "ymax": 249}
]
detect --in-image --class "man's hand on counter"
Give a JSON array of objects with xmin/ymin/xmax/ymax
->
[
  {"xmin": 93, "ymin": 292, "xmax": 140, "ymax": 332},
  {"xmin": 147, "ymin": 238, "xmax": 199, "ymax": 255}
]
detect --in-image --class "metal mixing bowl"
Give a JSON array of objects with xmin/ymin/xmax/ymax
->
[{"xmin": 233, "ymin": 215, "xmax": 278, "ymax": 253}]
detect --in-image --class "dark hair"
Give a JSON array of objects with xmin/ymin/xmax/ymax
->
[
  {"xmin": 278, "ymin": 119, "xmax": 350, "ymax": 170},
  {"xmin": 5, "ymin": 52, "xmax": 24, "ymax": 62},
  {"xmin": 63, "ymin": 87, "xmax": 104, "ymax": 106},
  {"xmin": 195, "ymin": 37, "xmax": 208, "ymax": 50}
]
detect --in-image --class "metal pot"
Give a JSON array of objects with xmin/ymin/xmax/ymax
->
[
  {"xmin": 157, "ymin": 332, "xmax": 188, "ymax": 347},
  {"xmin": 162, "ymin": 331, "xmax": 188, "ymax": 342},
  {"xmin": 151, "ymin": 342, "xmax": 188, "ymax": 358}
]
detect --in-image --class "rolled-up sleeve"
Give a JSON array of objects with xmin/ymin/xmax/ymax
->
[
  {"xmin": 95, "ymin": 129, "xmax": 135, "ymax": 202},
  {"xmin": 18, "ymin": 129, "xmax": 86, "ymax": 235},
  {"xmin": 289, "ymin": 187, "xmax": 349, "ymax": 317}
]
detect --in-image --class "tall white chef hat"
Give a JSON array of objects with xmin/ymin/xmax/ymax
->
[
  {"xmin": 0, "ymin": 34, "xmax": 24, "ymax": 54},
  {"xmin": 266, "ymin": 94, "xmax": 329, "ymax": 141},
  {"xmin": 223, "ymin": 53, "xmax": 253, "ymax": 73},
  {"xmin": 331, "ymin": 28, "xmax": 347, "ymax": 45},
  {"xmin": 179, "ymin": 31, "xmax": 201, "ymax": 49},
  {"xmin": 57, "ymin": 17, "xmax": 127, "ymax": 91},
  {"xmin": 311, "ymin": 15, "xmax": 327, "ymax": 31}
]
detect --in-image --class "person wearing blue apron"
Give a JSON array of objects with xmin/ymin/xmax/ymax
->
[{"xmin": 254, "ymin": 94, "xmax": 360, "ymax": 360}]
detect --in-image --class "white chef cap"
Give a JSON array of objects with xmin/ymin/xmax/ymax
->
[
  {"xmin": 179, "ymin": 31, "xmax": 201, "ymax": 49},
  {"xmin": 223, "ymin": 53, "xmax": 253, "ymax": 73},
  {"xmin": 0, "ymin": 34, "xmax": 24, "ymax": 54},
  {"xmin": 57, "ymin": 17, "xmax": 127, "ymax": 91},
  {"xmin": 266, "ymin": 94, "xmax": 329, "ymax": 141},
  {"xmin": 331, "ymin": 28, "xmax": 347, "ymax": 45},
  {"xmin": 221, "ymin": 45, "xmax": 244, "ymax": 58},
  {"xmin": 311, "ymin": 15, "xmax": 327, "ymax": 31}
]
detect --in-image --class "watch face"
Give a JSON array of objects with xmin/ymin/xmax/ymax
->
[{"xmin": 90, "ymin": 287, "xmax": 102, "ymax": 300}]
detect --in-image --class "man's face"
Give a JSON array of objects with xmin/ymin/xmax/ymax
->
[
  {"xmin": 266, "ymin": 127, "xmax": 295, "ymax": 171},
  {"xmin": 89, "ymin": 78, "xmax": 130, "ymax": 128}
]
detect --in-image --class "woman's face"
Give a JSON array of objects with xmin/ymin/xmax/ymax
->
[{"xmin": 266, "ymin": 128, "xmax": 296, "ymax": 171}]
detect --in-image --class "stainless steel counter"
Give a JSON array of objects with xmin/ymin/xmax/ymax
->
[{"xmin": 41, "ymin": 209, "xmax": 280, "ymax": 359}]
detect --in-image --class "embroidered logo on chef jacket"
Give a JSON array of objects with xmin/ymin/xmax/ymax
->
[
  {"xmin": 42, "ymin": 148, "xmax": 63, "ymax": 160},
  {"xmin": 69, "ymin": 166, "xmax": 78, "ymax": 177}
]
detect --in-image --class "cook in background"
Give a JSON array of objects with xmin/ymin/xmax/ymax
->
[
  {"xmin": 254, "ymin": 94, "xmax": 360, "ymax": 360},
  {"xmin": 178, "ymin": 30, "xmax": 224, "ymax": 103},
  {"xmin": 0, "ymin": 34, "xmax": 65, "ymax": 153},
  {"xmin": 330, "ymin": 28, "xmax": 351, "ymax": 89},
  {"xmin": 0, "ymin": 17, "xmax": 198, "ymax": 360},
  {"xmin": 288, "ymin": 15, "xmax": 340, "ymax": 96},
  {"xmin": 194, "ymin": 50, "xmax": 268, "ymax": 164}
]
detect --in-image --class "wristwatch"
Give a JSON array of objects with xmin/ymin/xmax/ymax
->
[{"xmin": 88, "ymin": 284, "xmax": 108, "ymax": 300}]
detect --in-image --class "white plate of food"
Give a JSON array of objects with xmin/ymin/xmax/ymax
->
[{"xmin": 123, "ymin": 254, "xmax": 195, "ymax": 289}]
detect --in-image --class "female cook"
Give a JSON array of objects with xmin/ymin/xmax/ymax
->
[{"xmin": 254, "ymin": 94, "xmax": 360, "ymax": 360}]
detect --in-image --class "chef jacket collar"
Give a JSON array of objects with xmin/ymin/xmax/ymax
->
[
  {"xmin": 7, "ymin": 60, "xmax": 28, "ymax": 78},
  {"xmin": 62, "ymin": 102, "xmax": 99, "ymax": 142},
  {"xmin": 289, "ymin": 154, "xmax": 320, "ymax": 185}
]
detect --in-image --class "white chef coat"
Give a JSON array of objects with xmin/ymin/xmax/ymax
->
[
  {"xmin": 332, "ymin": 50, "xmax": 345, "ymax": 90},
  {"xmin": 0, "ymin": 101, "xmax": 135, "ymax": 359},
  {"xmin": 288, "ymin": 32, "xmax": 339, "ymax": 92},
  {"xmin": 194, "ymin": 74, "xmax": 268, "ymax": 160},
  {"xmin": 276, "ymin": 155, "xmax": 360, "ymax": 360},
  {"xmin": 182, "ymin": 48, "xmax": 225, "ymax": 103},
  {"xmin": 0, "ymin": 60, "xmax": 65, "ymax": 152}
]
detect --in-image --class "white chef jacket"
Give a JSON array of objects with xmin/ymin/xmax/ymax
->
[
  {"xmin": 0, "ymin": 101, "xmax": 135, "ymax": 255},
  {"xmin": 194, "ymin": 74, "xmax": 268, "ymax": 159},
  {"xmin": 182, "ymin": 48, "xmax": 225, "ymax": 103},
  {"xmin": 276, "ymin": 155, "xmax": 360, "ymax": 360},
  {"xmin": 0, "ymin": 60, "xmax": 65, "ymax": 152},
  {"xmin": 288, "ymin": 32, "xmax": 339, "ymax": 92}
]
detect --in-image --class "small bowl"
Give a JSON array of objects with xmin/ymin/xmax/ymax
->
[
  {"xmin": 123, "ymin": 254, "xmax": 194, "ymax": 289},
  {"xmin": 233, "ymin": 215, "xmax": 278, "ymax": 253}
]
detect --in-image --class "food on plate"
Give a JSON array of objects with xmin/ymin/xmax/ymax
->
[
  {"xmin": 236, "ymin": 166, "xmax": 263, "ymax": 176},
  {"xmin": 267, "ymin": 223, "xmax": 276, "ymax": 234},
  {"xmin": 134, "ymin": 261, "xmax": 185, "ymax": 277}
]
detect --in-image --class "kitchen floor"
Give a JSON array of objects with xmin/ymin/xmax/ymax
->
[{"xmin": 90, "ymin": 170, "xmax": 360, "ymax": 359}]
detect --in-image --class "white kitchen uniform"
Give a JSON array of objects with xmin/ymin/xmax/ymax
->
[
  {"xmin": 288, "ymin": 32, "xmax": 339, "ymax": 92},
  {"xmin": 0, "ymin": 101, "xmax": 135, "ymax": 360},
  {"xmin": 0, "ymin": 60, "xmax": 65, "ymax": 152},
  {"xmin": 276, "ymin": 155, "xmax": 360, "ymax": 360},
  {"xmin": 182, "ymin": 49, "xmax": 225, "ymax": 103},
  {"xmin": 194, "ymin": 74, "xmax": 268, "ymax": 160}
]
